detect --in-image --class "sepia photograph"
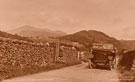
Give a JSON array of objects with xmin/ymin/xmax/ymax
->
[{"xmin": 0, "ymin": 0, "xmax": 135, "ymax": 82}]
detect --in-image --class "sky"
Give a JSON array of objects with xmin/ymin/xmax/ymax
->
[{"xmin": 0, "ymin": 0, "xmax": 135, "ymax": 40}]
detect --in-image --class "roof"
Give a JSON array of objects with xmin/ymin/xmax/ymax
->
[{"xmin": 92, "ymin": 43, "xmax": 114, "ymax": 50}]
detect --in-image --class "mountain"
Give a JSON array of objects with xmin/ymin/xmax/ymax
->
[
  {"xmin": 58, "ymin": 30, "xmax": 123, "ymax": 50},
  {"xmin": 8, "ymin": 25, "xmax": 66, "ymax": 39}
]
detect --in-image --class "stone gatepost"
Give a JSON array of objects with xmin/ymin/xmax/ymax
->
[{"xmin": 54, "ymin": 42, "xmax": 60, "ymax": 62}]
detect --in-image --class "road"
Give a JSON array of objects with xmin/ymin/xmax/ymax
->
[{"xmin": 2, "ymin": 63, "xmax": 119, "ymax": 82}]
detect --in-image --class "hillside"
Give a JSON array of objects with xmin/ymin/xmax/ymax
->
[
  {"xmin": 0, "ymin": 30, "xmax": 33, "ymax": 42},
  {"xmin": 120, "ymin": 40, "xmax": 135, "ymax": 50},
  {"xmin": 58, "ymin": 30, "xmax": 123, "ymax": 50},
  {"xmin": 7, "ymin": 25, "xmax": 66, "ymax": 39}
]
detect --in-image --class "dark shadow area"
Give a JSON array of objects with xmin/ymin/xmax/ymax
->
[
  {"xmin": 118, "ymin": 50, "xmax": 135, "ymax": 82},
  {"xmin": 85, "ymin": 64, "xmax": 111, "ymax": 70},
  {"xmin": 118, "ymin": 50, "xmax": 135, "ymax": 71},
  {"xmin": 94, "ymin": 65, "xmax": 111, "ymax": 70}
]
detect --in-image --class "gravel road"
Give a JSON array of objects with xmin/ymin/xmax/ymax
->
[{"xmin": 2, "ymin": 63, "xmax": 119, "ymax": 82}]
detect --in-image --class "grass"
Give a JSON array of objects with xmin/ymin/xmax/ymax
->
[
  {"xmin": 118, "ymin": 67, "xmax": 135, "ymax": 82},
  {"xmin": 0, "ymin": 61, "xmax": 81, "ymax": 81}
]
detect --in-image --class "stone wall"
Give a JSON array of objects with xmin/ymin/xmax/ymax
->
[
  {"xmin": 0, "ymin": 38, "xmax": 55, "ymax": 70},
  {"xmin": 0, "ymin": 38, "xmax": 80, "ymax": 80},
  {"xmin": 59, "ymin": 46, "xmax": 79, "ymax": 62},
  {"xmin": 0, "ymin": 39, "xmax": 80, "ymax": 69}
]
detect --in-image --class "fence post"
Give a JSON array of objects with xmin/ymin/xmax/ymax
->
[{"xmin": 54, "ymin": 42, "xmax": 60, "ymax": 62}]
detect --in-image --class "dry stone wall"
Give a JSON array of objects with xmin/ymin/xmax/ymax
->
[
  {"xmin": 0, "ymin": 38, "xmax": 80, "ymax": 72},
  {"xmin": 59, "ymin": 46, "xmax": 79, "ymax": 62},
  {"xmin": 59, "ymin": 46, "xmax": 81, "ymax": 62},
  {"xmin": 0, "ymin": 38, "xmax": 81, "ymax": 80},
  {"xmin": 0, "ymin": 38, "xmax": 55, "ymax": 70}
]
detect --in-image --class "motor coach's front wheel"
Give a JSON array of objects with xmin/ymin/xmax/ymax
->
[{"xmin": 88, "ymin": 59, "xmax": 94, "ymax": 69}]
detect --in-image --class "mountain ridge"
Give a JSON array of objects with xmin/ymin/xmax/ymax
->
[{"xmin": 7, "ymin": 25, "xmax": 67, "ymax": 39}]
